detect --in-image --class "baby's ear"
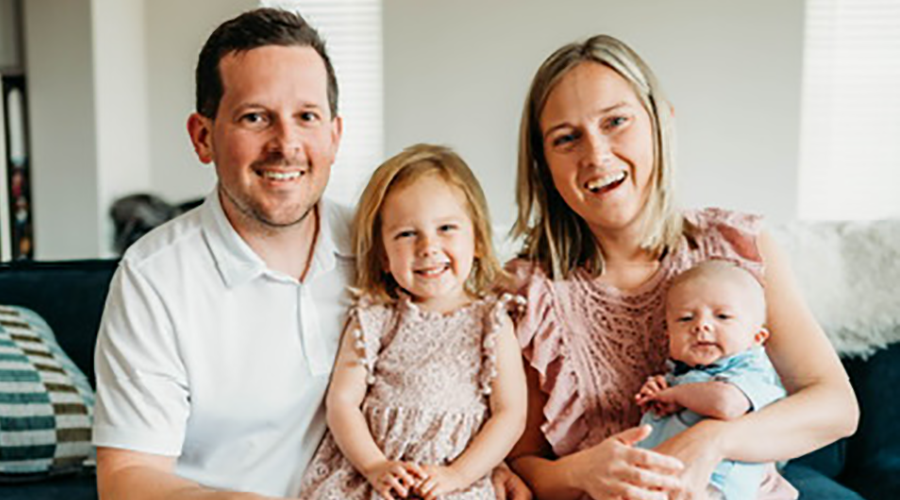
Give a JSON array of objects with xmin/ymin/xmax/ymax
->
[{"xmin": 754, "ymin": 327, "xmax": 770, "ymax": 345}]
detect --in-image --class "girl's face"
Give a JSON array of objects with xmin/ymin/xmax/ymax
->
[
  {"xmin": 380, "ymin": 174, "xmax": 477, "ymax": 313},
  {"xmin": 539, "ymin": 62, "xmax": 655, "ymax": 241}
]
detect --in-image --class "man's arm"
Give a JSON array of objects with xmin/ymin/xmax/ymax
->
[
  {"xmin": 652, "ymin": 381, "xmax": 751, "ymax": 420},
  {"xmin": 97, "ymin": 448, "xmax": 275, "ymax": 500}
]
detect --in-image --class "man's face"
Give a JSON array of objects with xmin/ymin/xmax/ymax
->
[{"xmin": 189, "ymin": 45, "xmax": 341, "ymax": 231}]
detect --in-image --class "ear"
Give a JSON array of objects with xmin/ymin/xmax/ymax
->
[
  {"xmin": 754, "ymin": 327, "xmax": 770, "ymax": 345},
  {"xmin": 330, "ymin": 115, "xmax": 343, "ymax": 152},
  {"xmin": 187, "ymin": 113, "xmax": 215, "ymax": 164}
]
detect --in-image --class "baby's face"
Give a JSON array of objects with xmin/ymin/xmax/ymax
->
[{"xmin": 666, "ymin": 274, "xmax": 766, "ymax": 367}]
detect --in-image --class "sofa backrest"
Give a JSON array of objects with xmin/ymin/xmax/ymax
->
[{"xmin": 0, "ymin": 259, "xmax": 119, "ymax": 388}]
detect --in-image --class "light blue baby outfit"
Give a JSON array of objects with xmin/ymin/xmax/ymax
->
[{"xmin": 637, "ymin": 347, "xmax": 785, "ymax": 500}]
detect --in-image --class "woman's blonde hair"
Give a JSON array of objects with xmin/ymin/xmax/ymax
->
[
  {"xmin": 513, "ymin": 34, "xmax": 684, "ymax": 280},
  {"xmin": 353, "ymin": 144, "xmax": 510, "ymax": 302}
]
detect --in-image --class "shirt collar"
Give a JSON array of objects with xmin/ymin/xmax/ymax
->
[{"xmin": 201, "ymin": 190, "xmax": 353, "ymax": 288}]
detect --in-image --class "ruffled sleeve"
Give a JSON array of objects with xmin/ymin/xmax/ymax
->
[
  {"xmin": 479, "ymin": 292, "xmax": 527, "ymax": 395},
  {"xmin": 684, "ymin": 208, "xmax": 765, "ymax": 282},
  {"xmin": 348, "ymin": 297, "xmax": 395, "ymax": 385},
  {"xmin": 506, "ymin": 259, "xmax": 588, "ymax": 457}
]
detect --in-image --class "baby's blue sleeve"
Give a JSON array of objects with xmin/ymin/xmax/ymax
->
[{"xmin": 714, "ymin": 348, "xmax": 785, "ymax": 411}]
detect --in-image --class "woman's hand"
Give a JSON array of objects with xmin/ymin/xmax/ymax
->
[
  {"xmin": 363, "ymin": 460, "xmax": 427, "ymax": 499},
  {"xmin": 652, "ymin": 420, "xmax": 726, "ymax": 500},
  {"xmin": 572, "ymin": 425, "xmax": 685, "ymax": 500},
  {"xmin": 491, "ymin": 462, "xmax": 533, "ymax": 500}
]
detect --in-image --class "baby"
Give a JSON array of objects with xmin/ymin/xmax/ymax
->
[{"xmin": 635, "ymin": 259, "xmax": 791, "ymax": 500}]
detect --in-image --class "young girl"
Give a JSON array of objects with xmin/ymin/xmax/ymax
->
[{"xmin": 299, "ymin": 144, "xmax": 527, "ymax": 500}]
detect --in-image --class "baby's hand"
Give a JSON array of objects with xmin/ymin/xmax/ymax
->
[
  {"xmin": 364, "ymin": 460, "xmax": 426, "ymax": 499},
  {"xmin": 635, "ymin": 375, "xmax": 668, "ymax": 409},
  {"xmin": 415, "ymin": 464, "xmax": 468, "ymax": 500},
  {"xmin": 635, "ymin": 375, "xmax": 682, "ymax": 417}
]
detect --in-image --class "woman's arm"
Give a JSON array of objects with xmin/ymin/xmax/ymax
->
[
  {"xmin": 508, "ymin": 366, "xmax": 683, "ymax": 500},
  {"xmin": 653, "ymin": 230, "xmax": 859, "ymax": 490}
]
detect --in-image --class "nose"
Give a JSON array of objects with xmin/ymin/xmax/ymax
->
[
  {"xmin": 416, "ymin": 234, "xmax": 438, "ymax": 257},
  {"xmin": 582, "ymin": 130, "xmax": 614, "ymax": 168},
  {"xmin": 267, "ymin": 118, "xmax": 304, "ymax": 160},
  {"xmin": 691, "ymin": 317, "xmax": 713, "ymax": 336}
]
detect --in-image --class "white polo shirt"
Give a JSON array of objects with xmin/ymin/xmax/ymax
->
[{"xmin": 93, "ymin": 191, "xmax": 354, "ymax": 496}]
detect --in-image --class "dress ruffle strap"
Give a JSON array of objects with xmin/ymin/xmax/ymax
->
[
  {"xmin": 479, "ymin": 292, "xmax": 526, "ymax": 396},
  {"xmin": 686, "ymin": 208, "xmax": 765, "ymax": 282},
  {"xmin": 349, "ymin": 296, "xmax": 395, "ymax": 385},
  {"xmin": 509, "ymin": 260, "xmax": 588, "ymax": 457}
]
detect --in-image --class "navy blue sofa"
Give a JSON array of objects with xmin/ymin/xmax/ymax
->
[{"xmin": 0, "ymin": 259, "xmax": 894, "ymax": 499}]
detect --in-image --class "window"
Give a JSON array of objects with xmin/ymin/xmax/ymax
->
[
  {"xmin": 798, "ymin": 0, "xmax": 900, "ymax": 220},
  {"xmin": 262, "ymin": 0, "xmax": 384, "ymax": 206}
]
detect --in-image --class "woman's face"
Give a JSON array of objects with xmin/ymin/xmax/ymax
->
[{"xmin": 539, "ymin": 62, "xmax": 655, "ymax": 240}]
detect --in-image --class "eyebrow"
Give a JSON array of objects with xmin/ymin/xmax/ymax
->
[{"xmin": 542, "ymin": 101, "xmax": 630, "ymax": 138}]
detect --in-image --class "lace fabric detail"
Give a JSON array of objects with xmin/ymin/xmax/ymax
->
[
  {"xmin": 511, "ymin": 208, "xmax": 764, "ymax": 458},
  {"xmin": 299, "ymin": 292, "xmax": 521, "ymax": 499}
]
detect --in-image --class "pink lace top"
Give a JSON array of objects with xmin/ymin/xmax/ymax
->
[{"xmin": 510, "ymin": 208, "xmax": 764, "ymax": 457}]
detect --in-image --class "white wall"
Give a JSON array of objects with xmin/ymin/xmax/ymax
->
[
  {"xmin": 383, "ymin": 0, "xmax": 805, "ymax": 230},
  {"xmin": 24, "ymin": 0, "xmax": 101, "ymax": 259},
  {"xmin": 93, "ymin": 0, "xmax": 152, "ymax": 256},
  {"xmin": 145, "ymin": 0, "xmax": 256, "ymax": 204}
]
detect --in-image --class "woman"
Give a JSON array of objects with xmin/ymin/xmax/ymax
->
[{"xmin": 507, "ymin": 34, "xmax": 858, "ymax": 500}]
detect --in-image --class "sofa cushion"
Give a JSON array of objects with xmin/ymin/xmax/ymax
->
[
  {"xmin": 841, "ymin": 340, "xmax": 900, "ymax": 499},
  {"xmin": 0, "ymin": 305, "xmax": 94, "ymax": 478}
]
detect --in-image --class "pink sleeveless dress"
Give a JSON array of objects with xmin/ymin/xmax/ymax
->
[
  {"xmin": 511, "ymin": 208, "xmax": 794, "ymax": 499},
  {"xmin": 299, "ymin": 293, "xmax": 522, "ymax": 500}
]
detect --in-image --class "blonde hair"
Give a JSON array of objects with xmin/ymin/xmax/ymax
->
[
  {"xmin": 668, "ymin": 260, "xmax": 767, "ymax": 324},
  {"xmin": 513, "ymin": 34, "xmax": 685, "ymax": 279},
  {"xmin": 353, "ymin": 144, "xmax": 510, "ymax": 302}
]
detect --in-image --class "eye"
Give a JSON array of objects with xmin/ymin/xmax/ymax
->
[
  {"xmin": 299, "ymin": 110, "xmax": 321, "ymax": 123},
  {"xmin": 677, "ymin": 315, "xmax": 693, "ymax": 322},
  {"xmin": 394, "ymin": 230, "xmax": 416, "ymax": 240},
  {"xmin": 603, "ymin": 115, "xmax": 629, "ymax": 131},
  {"xmin": 550, "ymin": 130, "xmax": 580, "ymax": 149},
  {"xmin": 239, "ymin": 112, "xmax": 269, "ymax": 127},
  {"xmin": 716, "ymin": 313, "xmax": 732, "ymax": 320},
  {"xmin": 438, "ymin": 224, "xmax": 458, "ymax": 232}
]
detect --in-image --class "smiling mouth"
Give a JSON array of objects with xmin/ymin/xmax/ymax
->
[
  {"xmin": 584, "ymin": 171, "xmax": 627, "ymax": 195},
  {"xmin": 257, "ymin": 170, "xmax": 306, "ymax": 181},
  {"xmin": 414, "ymin": 263, "xmax": 450, "ymax": 277}
]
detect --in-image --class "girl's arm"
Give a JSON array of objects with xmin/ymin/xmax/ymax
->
[
  {"xmin": 326, "ymin": 319, "xmax": 423, "ymax": 497},
  {"xmin": 417, "ymin": 313, "xmax": 528, "ymax": 499},
  {"xmin": 653, "ymin": 230, "xmax": 859, "ymax": 491},
  {"xmin": 509, "ymin": 366, "xmax": 683, "ymax": 500},
  {"xmin": 454, "ymin": 313, "xmax": 528, "ymax": 483}
]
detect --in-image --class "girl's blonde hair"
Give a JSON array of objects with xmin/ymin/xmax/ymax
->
[
  {"xmin": 354, "ymin": 144, "xmax": 510, "ymax": 302},
  {"xmin": 513, "ymin": 34, "xmax": 685, "ymax": 280}
]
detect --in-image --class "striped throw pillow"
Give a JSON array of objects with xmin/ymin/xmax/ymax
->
[{"xmin": 0, "ymin": 305, "xmax": 94, "ymax": 477}]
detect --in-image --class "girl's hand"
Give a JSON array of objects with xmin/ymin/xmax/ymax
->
[
  {"xmin": 363, "ymin": 460, "xmax": 427, "ymax": 499},
  {"xmin": 652, "ymin": 420, "xmax": 725, "ymax": 500},
  {"xmin": 573, "ymin": 425, "xmax": 685, "ymax": 500},
  {"xmin": 415, "ymin": 464, "xmax": 468, "ymax": 500}
]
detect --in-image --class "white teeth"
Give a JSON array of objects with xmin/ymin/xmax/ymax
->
[
  {"xmin": 585, "ymin": 171, "xmax": 627, "ymax": 192},
  {"xmin": 416, "ymin": 264, "xmax": 449, "ymax": 276},
  {"xmin": 262, "ymin": 171, "xmax": 302, "ymax": 181}
]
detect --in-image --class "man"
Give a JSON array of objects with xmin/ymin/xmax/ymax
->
[{"xmin": 93, "ymin": 8, "xmax": 529, "ymax": 500}]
